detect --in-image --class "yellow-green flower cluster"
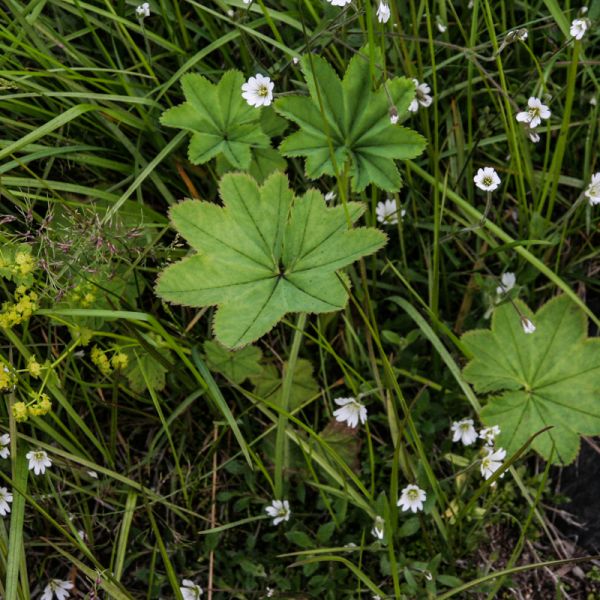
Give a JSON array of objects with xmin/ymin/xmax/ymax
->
[
  {"xmin": 0, "ymin": 366, "xmax": 16, "ymax": 391},
  {"xmin": 67, "ymin": 282, "xmax": 96, "ymax": 308},
  {"xmin": 0, "ymin": 287, "xmax": 39, "ymax": 328},
  {"xmin": 91, "ymin": 346, "xmax": 129, "ymax": 376},
  {"xmin": 12, "ymin": 392, "xmax": 52, "ymax": 422}
]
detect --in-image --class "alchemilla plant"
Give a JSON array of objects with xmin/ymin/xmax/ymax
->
[{"xmin": 0, "ymin": 4, "xmax": 599, "ymax": 600}]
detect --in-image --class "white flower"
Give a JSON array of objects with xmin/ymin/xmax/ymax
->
[
  {"xmin": 324, "ymin": 191, "xmax": 336, "ymax": 202},
  {"xmin": 479, "ymin": 425, "xmax": 501, "ymax": 446},
  {"xmin": 292, "ymin": 56, "xmax": 300, "ymax": 65},
  {"xmin": 135, "ymin": 3, "xmax": 150, "ymax": 18},
  {"xmin": 397, "ymin": 484, "xmax": 426, "ymax": 513},
  {"xmin": 496, "ymin": 272, "xmax": 516, "ymax": 295},
  {"xmin": 528, "ymin": 130, "xmax": 540, "ymax": 143},
  {"xmin": 450, "ymin": 418, "xmax": 478, "ymax": 446},
  {"xmin": 376, "ymin": 1, "xmax": 390, "ymax": 23},
  {"xmin": 436, "ymin": 18, "xmax": 447, "ymax": 33},
  {"xmin": 327, "ymin": 0, "xmax": 352, "ymax": 6},
  {"xmin": 241, "ymin": 74, "xmax": 274, "ymax": 108},
  {"xmin": 516, "ymin": 97, "xmax": 551, "ymax": 129},
  {"xmin": 0, "ymin": 433, "xmax": 10, "ymax": 459},
  {"xmin": 390, "ymin": 113, "xmax": 399, "ymax": 124},
  {"xmin": 584, "ymin": 172, "xmax": 600, "ymax": 206},
  {"xmin": 371, "ymin": 515, "xmax": 385, "ymax": 540},
  {"xmin": 376, "ymin": 198, "xmax": 405, "ymax": 225},
  {"xmin": 521, "ymin": 317, "xmax": 536, "ymax": 334},
  {"xmin": 408, "ymin": 79, "xmax": 433, "ymax": 112},
  {"xmin": 266, "ymin": 588, "xmax": 275, "ymax": 598},
  {"xmin": 0, "ymin": 487, "xmax": 13, "ymax": 516},
  {"xmin": 570, "ymin": 18, "xmax": 589, "ymax": 40},
  {"xmin": 373, "ymin": 596, "xmax": 382, "ymax": 600},
  {"xmin": 473, "ymin": 167, "xmax": 501, "ymax": 192},
  {"xmin": 41, "ymin": 579, "xmax": 74, "ymax": 600},
  {"xmin": 227, "ymin": 8, "xmax": 234, "ymax": 16},
  {"xmin": 265, "ymin": 499, "xmax": 291, "ymax": 525},
  {"xmin": 332, "ymin": 397, "xmax": 367, "ymax": 428},
  {"xmin": 180, "ymin": 579, "xmax": 203, "ymax": 600},
  {"xmin": 26, "ymin": 449, "xmax": 52, "ymax": 475},
  {"xmin": 86, "ymin": 470, "xmax": 98, "ymax": 479},
  {"xmin": 590, "ymin": 96, "xmax": 597, "ymax": 106},
  {"xmin": 516, "ymin": 29, "xmax": 528, "ymax": 41},
  {"xmin": 243, "ymin": 0, "xmax": 251, "ymax": 4},
  {"xmin": 480, "ymin": 447, "xmax": 506, "ymax": 480}
]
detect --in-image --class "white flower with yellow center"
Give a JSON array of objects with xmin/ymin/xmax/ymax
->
[
  {"xmin": 480, "ymin": 447, "xmax": 506, "ymax": 480},
  {"xmin": 474, "ymin": 167, "xmax": 501, "ymax": 192},
  {"xmin": 180, "ymin": 579, "xmax": 203, "ymax": 599},
  {"xmin": 0, "ymin": 433, "xmax": 10, "ymax": 459},
  {"xmin": 376, "ymin": 1, "xmax": 390, "ymax": 23},
  {"xmin": 570, "ymin": 18, "xmax": 589, "ymax": 40},
  {"xmin": 584, "ymin": 172, "xmax": 600, "ymax": 206},
  {"xmin": 0, "ymin": 487, "xmax": 13, "ymax": 516},
  {"xmin": 408, "ymin": 80, "xmax": 433, "ymax": 113},
  {"xmin": 376, "ymin": 198, "xmax": 405, "ymax": 225},
  {"xmin": 26, "ymin": 449, "xmax": 52, "ymax": 475},
  {"xmin": 333, "ymin": 397, "xmax": 367, "ymax": 428},
  {"xmin": 241, "ymin": 74, "xmax": 274, "ymax": 108},
  {"xmin": 450, "ymin": 418, "xmax": 478, "ymax": 446},
  {"xmin": 516, "ymin": 97, "xmax": 551, "ymax": 129},
  {"xmin": 41, "ymin": 579, "xmax": 74, "ymax": 600},
  {"xmin": 479, "ymin": 425, "xmax": 500, "ymax": 446},
  {"xmin": 135, "ymin": 3, "xmax": 150, "ymax": 18},
  {"xmin": 265, "ymin": 499, "xmax": 291, "ymax": 525},
  {"xmin": 397, "ymin": 484, "xmax": 426, "ymax": 513}
]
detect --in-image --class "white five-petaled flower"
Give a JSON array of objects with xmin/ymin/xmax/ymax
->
[
  {"xmin": 376, "ymin": 198, "xmax": 405, "ymax": 225},
  {"xmin": 0, "ymin": 433, "xmax": 10, "ymax": 459},
  {"xmin": 135, "ymin": 3, "xmax": 150, "ymax": 18},
  {"xmin": 397, "ymin": 484, "xmax": 427, "ymax": 513},
  {"xmin": 371, "ymin": 515, "xmax": 385, "ymax": 540},
  {"xmin": 496, "ymin": 272, "xmax": 516, "ymax": 295},
  {"xmin": 333, "ymin": 397, "xmax": 367, "ymax": 428},
  {"xmin": 180, "ymin": 579, "xmax": 203, "ymax": 600},
  {"xmin": 479, "ymin": 425, "xmax": 501, "ymax": 445},
  {"xmin": 480, "ymin": 447, "xmax": 507, "ymax": 480},
  {"xmin": 473, "ymin": 167, "xmax": 501, "ymax": 192},
  {"xmin": 327, "ymin": 0, "xmax": 352, "ymax": 6},
  {"xmin": 265, "ymin": 499, "xmax": 291, "ymax": 525},
  {"xmin": 241, "ymin": 74, "xmax": 274, "ymax": 108},
  {"xmin": 41, "ymin": 579, "xmax": 74, "ymax": 600},
  {"xmin": 26, "ymin": 449, "xmax": 52, "ymax": 475},
  {"xmin": 570, "ymin": 18, "xmax": 589, "ymax": 40},
  {"xmin": 408, "ymin": 79, "xmax": 433, "ymax": 113},
  {"xmin": 450, "ymin": 418, "xmax": 478, "ymax": 446},
  {"xmin": 521, "ymin": 317, "xmax": 536, "ymax": 334},
  {"xmin": 584, "ymin": 172, "xmax": 600, "ymax": 206},
  {"xmin": 0, "ymin": 487, "xmax": 13, "ymax": 516},
  {"xmin": 516, "ymin": 97, "xmax": 551, "ymax": 129},
  {"xmin": 376, "ymin": 1, "xmax": 391, "ymax": 23}
]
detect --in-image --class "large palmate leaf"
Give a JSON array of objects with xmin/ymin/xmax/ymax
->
[
  {"xmin": 462, "ymin": 296, "xmax": 600, "ymax": 465},
  {"xmin": 160, "ymin": 71, "xmax": 269, "ymax": 169},
  {"xmin": 274, "ymin": 49, "xmax": 426, "ymax": 192},
  {"xmin": 155, "ymin": 171, "xmax": 386, "ymax": 348}
]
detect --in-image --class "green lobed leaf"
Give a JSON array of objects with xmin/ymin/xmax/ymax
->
[
  {"xmin": 160, "ymin": 71, "xmax": 270, "ymax": 170},
  {"xmin": 155, "ymin": 171, "xmax": 386, "ymax": 348},
  {"xmin": 204, "ymin": 339, "xmax": 263, "ymax": 384},
  {"xmin": 462, "ymin": 295, "xmax": 600, "ymax": 464},
  {"xmin": 250, "ymin": 358, "xmax": 318, "ymax": 410},
  {"xmin": 274, "ymin": 47, "xmax": 426, "ymax": 192},
  {"xmin": 124, "ymin": 346, "xmax": 173, "ymax": 393}
]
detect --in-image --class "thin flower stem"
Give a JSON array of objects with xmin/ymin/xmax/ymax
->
[{"xmin": 274, "ymin": 312, "xmax": 307, "ymax": 498}]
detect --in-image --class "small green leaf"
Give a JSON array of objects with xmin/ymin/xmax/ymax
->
[
  {"xmin": 275, "ymin": 47, "xmax": 426, "ymax": 192},
  {"xmin": 318, "ymin": 419, "xmax": 362, "ymax": 471},
  {"xmin": 160, "ymin": 71, "xmax": 269, "ymax": 169},
  {"xmin": 462, "ymin": 295, "xmax": 600, "ymax": 464},
  {"xmin": 124, "ymin": 346, "xmax": 173, "ymax": 393},
  {"xmin": 155, "ymin": 171, "xmax": 386, "ymax": 348},
  {"xmin": 203, "ymin": 340, "xmax": 263, "ymax": 384},
  {"xmin": 316, "ymin": 521, "xmax": 336, "ymax": 544},
  {"xmin": 285, "ymin": 530, "xmax": 315, "ymax": 549},
  {"xmin": 250, "ymin": 358, "xmax": 318, "ymax": 410}
]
